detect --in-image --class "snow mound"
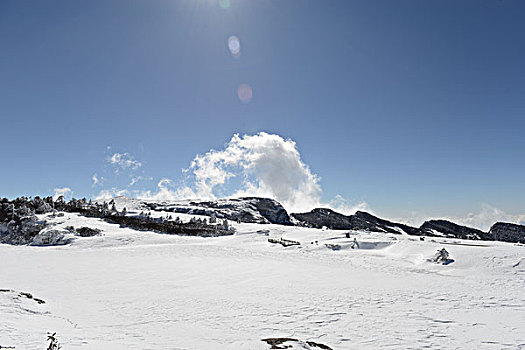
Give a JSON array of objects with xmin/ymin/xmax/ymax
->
[{"xmin": 30, "ymin": 229, "xmax": 72, "ymax": 246}]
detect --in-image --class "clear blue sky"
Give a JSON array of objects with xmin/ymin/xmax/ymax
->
[{"xmin": 1, "ymin": 0, "xmax": 524, "ymax": 218}]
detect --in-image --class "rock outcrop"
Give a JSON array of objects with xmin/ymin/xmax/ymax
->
[
  {"xmin": 488, "ymin": 222, "xmax": 525, "ymax": 243},
  {"xmin": 241, "ymin": 197, "xmax": 292, "ymax": 225},
  {"xmin": 291, "ymin": 208, "xmax": 352, "ymax": 229},
  {"xmin": 74, "ymin": 227, "xmax": 102, "ymax": 237}
]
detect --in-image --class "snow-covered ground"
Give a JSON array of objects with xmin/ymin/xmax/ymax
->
[{"xmin": 1, "ymin": 211, "xmax": 524, "ymax": 349}]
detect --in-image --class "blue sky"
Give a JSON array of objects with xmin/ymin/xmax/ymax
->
[{"xmin": 1, "ymin": 0, "xmax": 524, "ymax": 220}]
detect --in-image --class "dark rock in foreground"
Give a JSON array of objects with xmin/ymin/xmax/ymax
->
[
  {"xmin": 268, "ymin": 237, "xmax": 300, "ymax": 247},
  {"xmin": 262, "ymin": 337, "xmax": 332, "ymax": 350},
  {"xmin": 75, "ymin": 227, "xmax": 102, "ymax": 237},
  {"xmin": 0, "ymin": 289, "xmax": 46, "ymax": 305},
  {"xmin": 489, "ymin": 222, "xmax": 525, "ymax": 243}
]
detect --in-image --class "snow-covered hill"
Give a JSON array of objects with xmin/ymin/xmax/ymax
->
[
  {"xmin": 142, "ymin": 197, "xmax": 292, "ymax": 225},
  {"xmin": 1, "ymin": 203, "xmax": 524, "ymax": 349}
]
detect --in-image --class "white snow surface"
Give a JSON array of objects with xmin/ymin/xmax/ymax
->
[{"xmin": 1, "ymin": 206, "xmax": 525, "ymax": 349}]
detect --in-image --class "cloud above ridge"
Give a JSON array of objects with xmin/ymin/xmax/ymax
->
[
  {"xmin": 132, "ymin": 132, "xmax": 365, "ymax": 213},
  {"xmin": 53, "ymin": 187, "xmax": 72, "ymax": 200},
  {"xmin": 184, "ymin": 132, "xmax": 323, "ymax": 211},
  {"xmin": 395, "ymin": 204, "xmax": 525, "ymax": 232},
  {"xmin": 453, "ymin": 204, "xmax": 525, "ymax": 231},
  {"xmin": 108, "ymin": 152, "xmax": 142, "ymax": 172},
  {"xmin": 93, "ymin": 133, "xmax": 525, "ymax": 228}
]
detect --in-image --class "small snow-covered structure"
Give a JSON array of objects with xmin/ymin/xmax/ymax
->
[
  {"xmin": 434, "ymin": 248, "xmax": 449, "ymax": 262},
  {"xmin": 325, "ymin": 243, "xmax": 341, "ymax": 251},
  {"xmin": 432, "ymin": 248, "xmax": 454, "ymax": 265}
]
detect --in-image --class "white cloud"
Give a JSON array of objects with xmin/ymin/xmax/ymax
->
[
  {"xmin": 157, "ymin": 178, "xmax": 173, "ymax": 188},
  {"xmin": 108, "ymin": 152, "xmax": 142, "ymax": 172},
  {"xmin": 95, "ymin": 134, "xmax": 525, "ymax": 230},
  {"xmin": 451, "ymin": 204, "xmax": 525, "ymax": 231},
  {"xmin": 53, "ymin": 187, "xmax": 72, "ymax": 200},
  {"xmin": 135, "ymin": 132, "xmax": 362, "ymax": 213},
  {"xmin": 96, "ymin": 133, "xmax": 366, "ymax": 213},
  {"xmin": 129, "ymin": 176, "xmax": 152, "ymax": 187},
  {"xmin": 138, "ymin": 178, "xmax": 196, "ymax": 202},
  {"xmin": 394, "ymin": 204, "xmax": 525, "ymax": 231},
  {"xmin": 95, "ymin": 188, "xmax": 129, "ymax": 201},
  {"xmin": 326, "ymin": 194, "xmax": 370, "ymax": 215},
  {"xmin": 92, "ymin": 173, "xmax": 100, "ymax": 186},
  {"xmin": 179, "ymin": 132, "xmax": 322, "ymax": 212}
]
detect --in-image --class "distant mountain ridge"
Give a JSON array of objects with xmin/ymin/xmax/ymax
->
[
  {"xmin": 290, "ymin": 208, "xmax": 420, "ymax": 235},
  {"xmin": 420, "ymin": 220, "xmax": 490, "ymax": 240},
  {"xmin": 1, "ymin": 195, "xmax": 524, "ymax": 245},
  {"xmin": 291, "ymin": 207, "xmax": 525, "ymax": 243}
]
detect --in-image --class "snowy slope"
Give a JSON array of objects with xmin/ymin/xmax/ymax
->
[
  {"xmin": 1, "ymin": 209, "xmax": 524, "ymax": 350},
  {"xmin": 137, "ymin": 197, "xmax": 292, "ymax": 225}
]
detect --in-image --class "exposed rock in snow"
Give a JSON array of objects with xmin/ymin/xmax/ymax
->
[
  {"xmin": 291, "ymin": 208, "xmax": 352, "ymax": 229},
  {"xmin": 73, "ymin": 227, "xmax": 102, "ymax": 237},
  {"xmin": 268, "ymin": 237, "xmax": 301, "ymax": 247},
  {"xmin": 489, "ymin": 222, "xmax": 525, "ymax": 243},
  {"xmin": 262, "ymin": 337, "xmax": 333, "ymax": 349},
  {"xmin": 241, "ymin": 197, "xmax": 292, "ymax": 225},
  {"xmin": 0, "ymin": 289, "xmax": 46, "ymax": 305}
]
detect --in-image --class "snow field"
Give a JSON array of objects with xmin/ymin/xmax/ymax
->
[{"xmin": 1, "ymin": 212, "xmax": 524, "ymax": 349}]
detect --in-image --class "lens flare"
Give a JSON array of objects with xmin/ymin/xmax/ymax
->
[
  {"xmin": 219, "ymin": 0, "xmax": 230, "ymax": 9},
  {"xmin": 237, "ymin": 84, "xmax": 253, "ymax": 103},
  {"xmin": 227, "ymin": 35, "xmax": 241, "ymax": 58}
]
